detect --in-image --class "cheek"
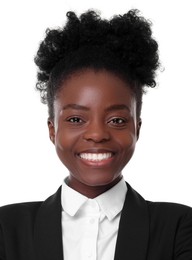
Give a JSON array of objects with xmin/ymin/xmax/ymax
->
[
  {"xmin": 116, "ymin": 131, "xmax": 138, "ymax": 163},
  {"xmin": 116, "ymin": 130, "xmax": 137, "ymax": 148},
  {"xmin": 54, "ymin": 133, "xmax": 77, "ymax": 171},
  {"xmin": 54, "ymin": 127, "xmax": 83, "ymax": 166}
]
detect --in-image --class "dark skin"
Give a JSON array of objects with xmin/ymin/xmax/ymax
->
[{"xmin": 48, "ymin": 69, "xmax": 141, "ymax": 198}]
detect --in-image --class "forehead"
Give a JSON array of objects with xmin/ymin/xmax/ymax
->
[{"xmin": 55, "ymin": 69, "xmax": 135, "ymax": 110}]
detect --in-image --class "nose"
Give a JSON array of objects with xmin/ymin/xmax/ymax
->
[{"xmin": 83, "ymin": 120, "xmax": 110, "ymax": 143}]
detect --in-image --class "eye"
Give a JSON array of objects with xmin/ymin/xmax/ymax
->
[
  {"xmin": 108, "ymin": 117, "xmax": 127, "ymax": 126},
  {"xmin": 67, "ymin": 117, "xmax": 84, "ymax": 124}
]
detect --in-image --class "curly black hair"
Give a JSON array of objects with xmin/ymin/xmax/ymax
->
[{"xmin": 34, "ymin": 9, "xmax": 160, "ymax": 119}]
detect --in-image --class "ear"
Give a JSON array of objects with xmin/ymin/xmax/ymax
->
[
  {"xmin": 136, "ymin": 118, "xmax": 142, "ymax": 140},
  {"xmin": 47, "ymin": 119, "xmax": 55, "ymax": 144}
]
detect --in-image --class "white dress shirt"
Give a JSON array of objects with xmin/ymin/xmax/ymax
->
[{"xmin": 61, "ymin": 177, "xmax": 127, "ymax": 260}]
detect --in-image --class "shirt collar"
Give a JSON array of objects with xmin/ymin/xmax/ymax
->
[
  {"xmin": 61, "ymin": 177, "xmax": 127, "ymax": 221},
  {"xmin": 61, "ymin": 178, "xmax": 88, "ymax": 217},
  {"xmin": 95, "ymin": 178, "xmax": 127, "ymax": 221}
]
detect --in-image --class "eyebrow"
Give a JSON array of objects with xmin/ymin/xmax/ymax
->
[
  {"xmin": 62, "ymin": 104, "xmax": 130, "ymax": 112},
  {"xmin": 62, "ymin": 104, "xmax": 89, "ymax": 111},
  {"xmin": 105, "ymin": 104, "xmax": 130, "ymax": 112}
]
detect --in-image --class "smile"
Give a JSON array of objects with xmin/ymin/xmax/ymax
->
[{"xmin": 79, "ymin": 153, "xmax": 113, "ymax": 161}]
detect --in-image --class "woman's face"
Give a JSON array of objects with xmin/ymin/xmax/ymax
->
[{"xmin": 48, "ymin": 69, "xmax": 141, "ymax": 197}]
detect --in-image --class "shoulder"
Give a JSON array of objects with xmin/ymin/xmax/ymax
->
[
  {"xmin": 126, "ymin": 182, "xmax": 192, "ymax": 219},
  {"xmin": 0, "ymin": 201, "xmax": 43, "ymax": 225},
  {"xmin": 146, "ymin": 201, "xmax": 192, "ymax": 257},
  {"xmin": 146, "ymin": 200, "xmax": 192, "ymax": 218},
  {"xmin": 0, "ymin": 186, "xmax": 61, "ymax": 226},
  {"xmin": 146, "ymin": 200, "xmax": 192, "ymax": 236}
]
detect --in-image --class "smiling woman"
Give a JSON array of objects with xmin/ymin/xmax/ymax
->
[
  {"xmin": 48, "ymin": 69, "xmax": 139, "ymax": 197},
  {"xmin": 0, "ymin": 8, "xmax": 192, "ymax": 260}
]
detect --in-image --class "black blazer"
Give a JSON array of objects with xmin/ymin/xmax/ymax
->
[{"xmin": 0, "ymin": 183, "xmax": 192, "ymax": 260}]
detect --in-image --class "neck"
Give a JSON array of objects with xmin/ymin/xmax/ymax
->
[{"xmin": 67, "ymin": 175, "xmax": 123, "ymax": 198}]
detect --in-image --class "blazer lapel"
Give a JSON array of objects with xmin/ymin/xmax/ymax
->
[
  {"xmin": 114, "ymin": 183, "xmax": 149, "ymax": 260},
  {"xmin": 34, "ymin": 186, "xmax": 64, "ymax": 260}
]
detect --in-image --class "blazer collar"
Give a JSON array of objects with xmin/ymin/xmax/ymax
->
[
  {"xmin": 34, "ymin": 186, "xmax": 64, "ymax": 260},
  {"xmin": 34, "ymin": 183, "xmax": 149, "ymax": 260},
  {"xmin": 114, "ymin": 183, "xmax": 149, "ymax": 260}
]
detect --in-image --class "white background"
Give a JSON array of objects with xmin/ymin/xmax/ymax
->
[{"xmin": 0, "ymin": 0, "xmax": 191, "ymax": 206}]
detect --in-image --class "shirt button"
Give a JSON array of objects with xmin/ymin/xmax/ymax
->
[
  {"xmin": 89, "ymin": 218, "xmax": 95, "ymax": 224},
  {"xmin": 91, "ymin": 204, "xmax": 95, "ymax": 209}
]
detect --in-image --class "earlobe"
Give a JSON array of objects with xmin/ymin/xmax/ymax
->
[
  {"xmin": 136, "ymin": 119, "xmax": 142, "ymax": 140},
  {"xmin": 47, "ymin": 119, "xmax": 55, "ymax": 144}
]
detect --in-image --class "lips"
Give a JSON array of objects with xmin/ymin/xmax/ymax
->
[
  {"xmin": 77, "ymin": 149, "xmax": 115, "ymax": 166},
  {"xmin": 79, "ymin": 152, "xmax": 113, "ymax": 161}
]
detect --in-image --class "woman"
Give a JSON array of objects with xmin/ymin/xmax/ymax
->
[{"xmin": 0, "ymin": 9, "xmax": 192, "ymax": 260}]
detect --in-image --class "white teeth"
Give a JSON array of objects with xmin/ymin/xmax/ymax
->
[{"xmin": 79, "ymin": 153, "xmax": 113, "ymax": 161}]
